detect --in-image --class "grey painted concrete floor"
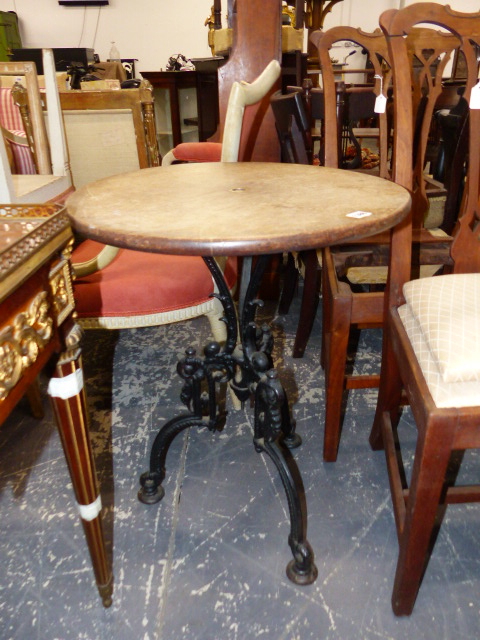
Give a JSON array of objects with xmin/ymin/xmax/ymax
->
[{"xmin": 0, "ymin": 293, "xmax": 479, "ymax": 639}]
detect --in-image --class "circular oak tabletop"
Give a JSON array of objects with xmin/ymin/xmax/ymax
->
[{"xmin": 66, "ymin": 162, "xmax": 411, "ymax": 257}]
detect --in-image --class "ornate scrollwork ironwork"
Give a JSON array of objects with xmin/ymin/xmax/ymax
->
[{"xmin": 138, "ymin": 252, "xmax": 317, "ymax": 585}]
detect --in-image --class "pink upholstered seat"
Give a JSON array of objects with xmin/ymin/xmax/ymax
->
[
  {"xmin": 72, "ymin": 240, "xmax": 237, "ymax": 331},
  {"xmin": 167, "ymin": 141, "xmax": 222, "ymax": 164},
  {"xmin": 0, "ymin": 87, "xmax": 36, "ymax": 174}
]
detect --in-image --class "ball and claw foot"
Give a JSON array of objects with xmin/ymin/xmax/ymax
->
[
  {"xmin": 286, "ymin": 540, "xmax": 318, "ymax": 585},
  {"xmin": 138, "ymin": 472, "xmax": 165, "ymax": 504}
]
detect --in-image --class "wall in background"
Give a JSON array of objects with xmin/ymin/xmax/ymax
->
[
  {"xmin": 0, "ymin": 0, "xmax": 213, "ymax": 73},
  {"xmin": 0, "ymin": 0, "xmax": 479, "ymax": 75}
]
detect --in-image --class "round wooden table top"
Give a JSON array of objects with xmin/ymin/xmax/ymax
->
[{"xmin": 66, "ymin": 162, "xmax": 411, "ymax": 256}]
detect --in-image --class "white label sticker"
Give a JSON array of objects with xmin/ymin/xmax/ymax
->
[
  {"xmin": 347, "ymin": 211, "xmax": 373, "ymax": 219},
  {"xmin": 470, "ymin": 82, "xmax": 480, "ymax": 109},
  {"xmin": 374, "ymin": 94, "xmax": 387, "ymax": 114}
]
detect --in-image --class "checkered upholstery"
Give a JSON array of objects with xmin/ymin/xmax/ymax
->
[{"xmin": 398, "ymin": 273, "xmax": 480, "ymax": 408}]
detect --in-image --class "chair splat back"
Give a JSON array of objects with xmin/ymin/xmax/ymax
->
[
  {"xmin": 311, "ymin": 27, "xmax": 392, "ymax": 177},
  {"xmin": 270, "ymin": 89, "xmax": 311, "ymax": 165}
]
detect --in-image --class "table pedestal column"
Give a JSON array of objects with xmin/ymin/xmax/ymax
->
[{"xmin": 138, "ymin": 256, "xmax": 317, "ymax": 585}]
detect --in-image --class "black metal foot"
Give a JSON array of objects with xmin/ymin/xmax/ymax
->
[
  {"xmin": 283, "ymin": 433, "xmax": 302, "ymax": 449},
  {"xmin": 138, "ymin": 472, "xmax": 165, "ymax": 504},
  {"xmin": 259, "ymin": 437, "xmax": 318, "ymax": 587},
  {"xmin": 286, "ymin": 539, "xmax": 318, "ymax": 585}
]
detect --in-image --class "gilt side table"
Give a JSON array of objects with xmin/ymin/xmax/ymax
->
[{"xmin": 0, "ymin": 203, "xmax": 112, "ymax": 607}]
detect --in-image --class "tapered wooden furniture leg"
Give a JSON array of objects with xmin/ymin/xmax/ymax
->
[
  {"xmin": 278, "ymin": 252, "xmax": 298, "ymax": 315},
  {"xmin": 390, "ymin": 418, "xmax": 454, "ymax": 616},
  {"xmin": 369, "ymin": 327, "xmax": 403, "ymax": 451},
  {"xmin": 26, "ymin": 378, "xmax": 44, "ymax": 419},
  {"xmin": 292, "ymin": 249, "xmax": 320, "ymax": 358},
  {"xmin": 323, "ymin": 292, "xmax": 352, "ymax": 462},
  {"xmin": 320, "ymin": 250, "xmax": 331, "ymax": 371},
  {"xmin": 48, "ymin": 330, "xmax": 113, "ymax": 608}
]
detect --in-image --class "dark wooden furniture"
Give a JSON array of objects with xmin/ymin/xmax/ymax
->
[
  {"xmin": 140, "ymin": 65, "xmax": 224, "ymax": 148},
  {"xmin": 66, "ymin": 160, "xmax": 410, "ymax": 590},
  {"xmin": 270, "ymin": 89, "xmax": 321, "ymax": 357},
  {"xmin": 369, "ymin": 2, "xmax": 480, "ymax": 616},
  {"xmin": 140, "ymin": 70, "xmax": 199, "ymax": 149},
  {"xmin": 0, "ymin": 203, "xmax": 112, "ymax": 607},
  {"xmin": 309, "ymin": 25, "xmax": 457, "ymax": 462}
]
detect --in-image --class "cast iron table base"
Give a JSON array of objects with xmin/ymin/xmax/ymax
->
[{"xmin": 138, "ymin": 255, "xmax": 318, "ymax": 585}]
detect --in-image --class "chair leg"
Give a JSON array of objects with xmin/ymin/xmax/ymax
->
[
  {"xmin": 323, "ymin": 292, "xmax": 352, "ymax": 462},
  {"xmin": 391, "ymin": 417, "xmax": 455, "ymax": 616},
  {"xmin": 292, "ymin": 249, "xmax": 321, "ymax": 358},
  {"xmin": 206, "ymin": 296, "xmax": 228, "ymax": 345},
  {"xmin": 369, "ymin": 320, "xmax": 403, "ymax": 451},
  {"xmin": 320, "ymin": 252, "xmax": 330, "ymax": 371},
  {"xmin": 278, "ymin": 252, "xmax": 298, "ymax": 315}
]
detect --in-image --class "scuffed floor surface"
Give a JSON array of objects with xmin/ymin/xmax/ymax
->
[{"xmin": 0, "ymin": 293, "xmax": 479, "ymax": 640}]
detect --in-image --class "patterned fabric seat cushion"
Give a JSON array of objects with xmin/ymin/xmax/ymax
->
[{"xmin": 398, "ymin": 273, "xmax": 480, "ymax": 408}]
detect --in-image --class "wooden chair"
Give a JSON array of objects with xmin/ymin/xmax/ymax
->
[
  {"xmin": 0, "ymin": 49, "xmax": 73, "ymax": 203},
  {"xmin": 168, "ymin": 0, "xmax": 284, "ymax": 304},
  {"xmin": 63, "ymin": 84, "xmax": 237, "ymax": 341},
  {"xmin": 435, "ymin": 95, "xmax": 470, "ymax": 235},
  {"xmin": 162, "ymin": 59, "xmax": 281, "ymax": 166},
  {"xmin": 275, "ymin": 29, "xmax": 393, "ymax": 360},
  {"xmin": 0, "ymin": 80, "xmax": 37, "ymax": 174},
  {"xmin": 270, "ymin": 89, "xmax": 312, "ymax": 166},
  {"xmin": 270, "ymin": 88, "xmax": 322, "ymax": 353},
  {"xmin": 310, "ymin": 25, "xmax": 459, "ymax": 462},
  {"xmin": 164, "ymin": 0, "xmax": 282, "ymax": 166},
  {"xmin": 367, "ymin": 2, "xmax": 480, "ymax": 616},
  {"xmin": 162, "ymin": 58, "xmax": 281, "ymax": 314},
  {"xmin": 58, "ymin": 81, "xmax": 160, "ymax": 286}
]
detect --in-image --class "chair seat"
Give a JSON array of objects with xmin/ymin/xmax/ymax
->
[
  {"xmin": 398, "ymin": 273, "xmax": 480, "ymax": 408},
  {"xmin": 72, "ymin": 240, "xmax": 237, "ymax": 329},
  {"xmin": 342, "ymin": 228, "xmax": 450, "ymax": 285}
]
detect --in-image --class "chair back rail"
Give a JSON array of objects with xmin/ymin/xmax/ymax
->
[
  {"xmin": 58, "ymin": 80, "xmax": 160, "ymax": 176},
  {"xmin": 380, "ymin": 3, "xmax": 480, "ymax": 288},
  {"xmin": 311, "ymin": 27, "xmax": 391, "ymax": 177}
]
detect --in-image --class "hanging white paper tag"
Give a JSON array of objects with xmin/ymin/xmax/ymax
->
[
  {"xmin": 470, "ymin": 82, "xmax": 480, "ymax": 109},
  {"xmin": 374, "ymin": 94, "xmax": 387, "ymax": 114}
]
